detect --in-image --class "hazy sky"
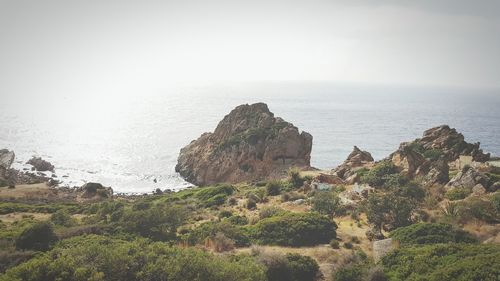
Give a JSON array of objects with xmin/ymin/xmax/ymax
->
[{"xmin": 1, "ymin": 0, "xmax": 500, "ymax": 99}]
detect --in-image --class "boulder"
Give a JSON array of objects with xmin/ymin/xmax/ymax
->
[
  {"xmin": 315, "ymin": 173, "xmax": 345, "ymax": 185},
  {"xmin": 390, "ymin": 144, "xmax": 430, "ymax": 178},
  {"xmin": 472, "ymin": 184, "xmax": 486, "ymax": 196},
  {"xmin": 332, "ymin": 146, "xmax": 374, "ymax": 181},
  {"xmin": 446, "ymin": 166, "xmax": 489, "ymax": 190},
  {"xmin": 176, "ymin": 103, "xmax": 312, "ymax": 185},
  {"xmin": 78, "ymin": 182, "xmax": 113, "ymax": 199},
  {"xmin": 490, "ymin": 182, "xmax": 500, "ymax": 192},
  {"xmin": 0, "ymin": 149, "xmax": 15, "ymax": 170},
  {"xmin": 27, "ymin": 157, "xmax": 55, "ymax": 172}
]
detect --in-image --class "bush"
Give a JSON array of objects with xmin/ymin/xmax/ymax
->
[
  {"xmin": 187, "ymin": 221, "xmax": 251, "ymax": 247},
  {"xmin": 288, "ymin": 168, "xmax": 304, "ymax": 188},
  {"xmin": 226, "ymin": 215, "xmax": 249, "ymax": 225},
  {"xmin": 212, "ymin": 232, "xmax": 235, "ymax": 252},
  {"xmin": 365, "ymin": 192, "xmax": 417, "ymax": 232},
  {"xmin": 120, "ymin": 205, "xmax": 187, "ymax": 241},
  {"xmin": 281, "ymin": 191, "xmax": 305, "ymax": 202},
  {"xmin": 196, "ymin": 184, "xmax": 235, "ymax": 207},
  {"xmin": 445, "ymin": 188, "xmax": 471, "ymax": 201},
  {"xmin": 50, "ymin": 209, "xmax": 75, "ymax": 227},
  {"xmin": 266, "ymin": 181, "xmax": 282, "ymax": 196},
  {"xmin": 218, "ymin": 210, "xmax": 233, "ymax": 219},
  {"xmin": 286, "ymin": 253, "xmax": 319, "ymax": 281},
  {"xmin": 257, "ymin": 251, "xmax": 319, "ymax": 281},
  {"xmin": 15, "ymin": 221, "xmax": 58, "ymax": 251},
  {"xmin": 344, "ymin": 242, "xmax": 353, "ymax": 249},
  {"xmin": 252, "ymin": 212, "xmax": 337, "ymax": 246},
  {"xmin": 246, "ymin": 198, "xmax": 257, "ymax": 210},
  {"xmin": 458, "ymin": 197, "xmax": 499, "ymax": 223},
  {"xmin": 360, "ymin": 161, "xmax": 398, "ymax": 188},
  {"xmin": 3, "ymin": 235, "xmax": 267, "ymax": 281},
  {"xmin": 259, "ymin": 206, "xmax": 286, "ymax": 219},
  {"xmin": 390, "ymin": 223, "xmax": 476, "ymax": 245},
  {"xmin": 382, "ymin": 243, "xmax": 500, "ymax": 281},
  {"xmin": 330, "ymin": 239, "xmax": 340, "ymax": 249},
  {"xmin": 312, "ymin": 191, "xmax": 342, "ymax": 217}
]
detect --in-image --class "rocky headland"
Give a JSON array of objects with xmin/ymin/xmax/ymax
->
[{"xmin": 176, "ymin": 103, "xmax": 313, "ymax": 186}]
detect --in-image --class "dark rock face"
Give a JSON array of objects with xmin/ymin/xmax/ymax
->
[
  {"xmin": 27, "ymin": 157, "xmax": 55, "ymax": 172},
  {"xmin": 176, "ymin": 103, "xmax": 313, "ymax": 186},
  {"xmin": 332, "ymin": 146, "xmax": 374, "ymax": 182},
  {"xmin": 78, "ymin": 182, "xmax": 113, "ymax": 199}
]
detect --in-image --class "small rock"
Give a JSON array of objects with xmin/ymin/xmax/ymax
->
[
  {"xmin": 472, "ymin": 184, "xmax": 486, "ymax": 196},
  {"xmin": 490, "ymin": 182, "xmax": 500, "ymax": 192}
]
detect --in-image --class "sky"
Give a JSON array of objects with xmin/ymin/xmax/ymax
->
[{"xmin": 1, "ymin": 0, "xmax": 500, "ymax": 100}]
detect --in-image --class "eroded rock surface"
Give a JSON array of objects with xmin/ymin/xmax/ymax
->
[
  {"xmin": 176, "ymin": 103, "xmax": 312, "ymax": 185},
  {"xmin": 332, "ymin": 146, "xmax": 374, "ymax": 183}
]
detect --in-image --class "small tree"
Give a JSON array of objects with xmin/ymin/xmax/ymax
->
[
  {"xmin": 16, "ymin": 221, "xmax": 58, "ymax": 251},
  {"xmin": 312, "ymin": 191, "xmax": 342, "ymax": 218}
]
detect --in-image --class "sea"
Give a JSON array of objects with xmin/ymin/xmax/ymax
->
[{"xmin": 1, "ymin": 82, "xmax": 499, "ymax": 193}]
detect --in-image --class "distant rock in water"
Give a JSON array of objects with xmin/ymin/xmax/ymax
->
[
  {"xmin": 27, "ymin": 157, "xmax": 55, "ymax": 172},
  {"xmin": 176, "ymin": 103, "xmax": 313, "ymax": 185}
]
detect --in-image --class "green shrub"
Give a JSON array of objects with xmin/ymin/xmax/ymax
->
[
  {"xmin": 252, "ymin": 212, "xmax": 336, "ymax": 246},
  {"xmin": 360, "ymin": 161, "xmax": 399, "ymax": 188},
  {"xmin": 120, "ymin": 205, "xmax": 187, "ymax": 241},
  {"xmin": 259, "ymin": 206, "xmax": 286, "ymax": 219},
  {"xmin": 187, "ymin": 221, "xmax": 251, "ymax": 247},
  {"xmin": 445, "ymin": 188, "xmax": 471, "ymax": 201},
  {"xmin": 288, "ymin": 168, "xmax": 304, "ymax": 188},
  {"xmin": 15, "ymin": 221, "xmax": 58, "ymax": 251},
  {"xmin": 312, "ymin": 191, "xmax": 342, "ymax": 217},
  {"xmin": 266, "ymin": 181, "xmax": 282, "ymax": 196},
  {"xmin": 423, "ymin": 149, "xmax": 443, "ymax": 161},
  {"xmin": 246, "ymin": 198, "xmax": 257, "ymax": 210},
  {"xmin": 218, "ymin": 210, "xmax": 233, "ymax": 219},
  {"xmin": 196, "ymin": 184, "xmax": 235, "ymax": 207},
  {"xmin": 50, "ymin": 209, "xmax": 76, "ymax": 227},
  {"xmin": 382, "ymin": 243, "xmax": 500, "ymax": 281},
  {"xmin": 285, "ymin": 253, "xmax": 319, "ymax": 281},
  {"xmin": 458, "ymin": 197, "xmax": 499, "ymax": 223},
  {"xmin": 344, "ymin": 242, "xmax": 353, "ymax": 249},
  {"xmin": 390, "ymin": 223, "xmax": 476, "ymax": 245},
  {"xmin": 330, "ymin": 239, "xmax": 340, "ymax": 249},
  {"xmin": 3, "ymin": 235, "xmax": 267, "ymax": 281},
  {"xmin": 226, "ymin": 215, "xmax": 249, "ymax": 225}
]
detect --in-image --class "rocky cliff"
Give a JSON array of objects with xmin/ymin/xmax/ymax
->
[{"xmin": 176, "ymin": 103, "xmax": 313, "ymax": 186}]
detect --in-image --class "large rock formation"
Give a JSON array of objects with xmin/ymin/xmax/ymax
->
[
  {"xmin": 0, "ymin": 149, "xmax": 15, "ymax": 170},
  {"xmin": 176, "ymin": 103, "xmax": 313, "ymax": 186}
]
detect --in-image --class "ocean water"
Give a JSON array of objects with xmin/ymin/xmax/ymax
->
[{"xmin": 1, "ymin": 82, "xmax": 499, "ymax": 193}]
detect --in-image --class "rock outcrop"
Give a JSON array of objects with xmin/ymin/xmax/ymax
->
[
  {"xmin": 78, "ymin": 182, "xmax": 113, "ymax": 199},
  {"xmin": 27, "ymin": 157, "xmax": 55, "ymax": 172},
  {"xmin": 446, "ymin": 166, "xmax": 489, "ymax": 190},
  {"xmin": 387, "ymin": 125, "xmax": 490, "ymax": 184},
  {"xmin": 332, "ymin": 146, "xmax": 374, "ymax": 183},
  {"xmin": 0, "ymin": 149, "xmax": 15, "ymax": 170},
  {"xmin": 176, "ymin": 103, "xmax": 313, "ymax": 186},
  {"xmin": 414, "ymin": 125, "xmax": 490, "ymax": 162}
]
